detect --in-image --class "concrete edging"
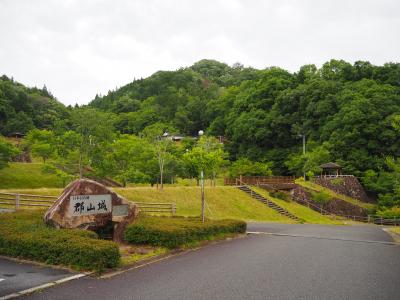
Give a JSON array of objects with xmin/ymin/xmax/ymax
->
[{"xmin": 0, "ymin": 273, "xmax": 87, "ymax": 300}]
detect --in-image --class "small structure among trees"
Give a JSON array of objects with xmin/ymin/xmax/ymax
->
[{"xmin": 319, "ymin": 162, "xmax": 342, "ymax": 176}]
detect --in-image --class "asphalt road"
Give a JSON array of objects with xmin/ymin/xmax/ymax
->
[
  {"xmin": 0, "ymin": 258, "xmax": 74, "ymax": 297},
  {"xmin": 23, "ymin": 223, "xmax": 400, "ymax": 300}
]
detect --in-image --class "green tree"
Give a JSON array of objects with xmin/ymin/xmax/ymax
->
[
  {"xmin": 285, "ymin": 143, "xmax": 331, "ymax": 177},
  {"xmin": 142, "ymin": 123, "xmax": 177, "ymax": 190},
  {"xmin": 71, "ymin": 108, "xmax": 115, "ymax": 178},
  {"xmin": 104, "ymin": 135, "xmax": 157, "ymax": 187},
  {"xmin": 31, "ymin": 143, "xmax": 53, "ymax": 163},
  {"xmin": 182, "ymin": 136, "xmax": 227, "ymax": 185},
  {"xmin": 227, "ymin": 158, "xmax": 272, "ymax": 178},
  {"xmin": 25, "ymin": 129, "xmax": 56, "ymax": 163},
  {"xmin": 0, "ymin": 136, "xmax": 20, "ymax": 169}
]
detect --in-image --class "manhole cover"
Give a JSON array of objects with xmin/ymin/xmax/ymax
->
[
  {"xmin": 3, "ymin": 274, "xmax": 16, "ymax": 277},
  {"xmin": 26, "ymin": 271, "xmax": 37, "ymax": 274}
]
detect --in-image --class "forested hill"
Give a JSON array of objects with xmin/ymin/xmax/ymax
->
[
  {"xmin": 89, "ymin": 59, "xmax": 400, "ymax": 175},
  {"xmin": 0, "ymin": 75, "xmax": 68, "ymax": 135}
]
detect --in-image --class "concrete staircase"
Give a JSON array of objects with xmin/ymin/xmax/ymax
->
[{"xmin": 237, "ymin": 185, "xmax": 301, "ymax": 222}]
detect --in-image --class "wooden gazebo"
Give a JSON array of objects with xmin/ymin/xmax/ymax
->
[{"xmin": 319, "ymin": 162, "xmax": 342, "ymax": 176}]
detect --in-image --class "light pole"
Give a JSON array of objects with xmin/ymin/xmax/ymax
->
[
  {"xmin": 298, "ymin": 134, "xmax": 306, "ymax": 180},
  {"xmin": 198, "ymin": 130, "xmax": 205, "ymax": 222}
]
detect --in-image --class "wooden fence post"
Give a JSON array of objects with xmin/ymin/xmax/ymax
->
[
  {"xmin": 15, "ymin": 193, "xmax": 20, "ymax": 211},
  {"xmin": 172, "ymin": 203, "xmax": 176, "ymax": 216}
]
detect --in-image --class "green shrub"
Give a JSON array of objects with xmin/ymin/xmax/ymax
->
[
  {"xmin": 0, "ymin": 210, "xmax": 120, "ymax": 272},
  {"xmin": 125, "ymin": 216, "xmax": 246, "ymax": 249},
  {"xmin": 310, "ymin": 191, "xmax": 332, "ymax": 204},
  {"xmin": 271, "ymin": 191, "xmax": 290, "ymax": 202},
  {"xmin": 330, "ymin": 178, "xmax": 344, "ymax": 186},
  {"xmin": 376, "ymin": 206, "xmax": 400, "ymax": 218}
]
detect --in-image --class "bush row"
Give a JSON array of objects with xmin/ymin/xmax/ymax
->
[
  {"xmin": 0, "ymin": 210, "xmax": 120, "ymax": 272},
  {"xmin": 124, "ymin": 216, "xmax": 247, "ymax": 248}
]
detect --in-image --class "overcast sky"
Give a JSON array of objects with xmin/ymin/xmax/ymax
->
[{"xmin": 0, "ymin": 0, "xmax": 399, "ymax": 105}]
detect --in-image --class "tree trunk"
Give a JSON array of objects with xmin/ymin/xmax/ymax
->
[{"xmin": 79, "ymin": 152, "xmax": 83, "ymax": 179}]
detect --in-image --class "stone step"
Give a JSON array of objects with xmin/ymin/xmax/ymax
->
[{"xmin": 236, "ymin": 185, "xmax": 301, "ymax": 222}]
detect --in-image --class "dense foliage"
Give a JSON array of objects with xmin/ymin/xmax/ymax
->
[
  {"xmin": 0, "ymin": 210, "xmax": 120, "ymax": 271},
  {"xmin": 0, "ymin": 75, "xmax": 68, "ymax": 135},
  {"xmin": 124, "ymin": 215, "xmax": 247, "ymax": 248},
  {"xmin": 0, "ymin": 136, "xmax": 20, "ymax": 169},
  {"xmin": 1, "ymin": 58, "xmax": 400, "ymax": 209}
]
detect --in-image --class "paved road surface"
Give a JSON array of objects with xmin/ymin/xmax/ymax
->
[
  {"xmin": 23, "ymin": 223, "xmax": 400, "ymax": 299},
  {"xmin": 0, "ymin": 258, "xmax": 74, "ymax": 297}
]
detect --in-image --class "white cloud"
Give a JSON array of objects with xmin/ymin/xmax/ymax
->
[{"xmin": 0, "ymin": 0, "xmax": 399, "ymax": 105}]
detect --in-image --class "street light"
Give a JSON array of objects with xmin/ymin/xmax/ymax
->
[
  {"xmin": 298, "ymin": 134, "xmax": 306, "ymax": 180},
  {"xmin": 198, "ymin": 130, "xmax": 205, "ymax": 222}
]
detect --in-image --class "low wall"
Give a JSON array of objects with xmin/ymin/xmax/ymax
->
[
  {"xmin": 313, "ymin": 176, "xmax": 373, "ymax": 203},
  {"xmin": 291, "ymin": 186, "xmax": 368, "ymax": 217}
]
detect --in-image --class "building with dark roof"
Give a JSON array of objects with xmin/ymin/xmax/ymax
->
[{"xmin": 319, "ymin": 162, "xmax": 342, "ymax": 176}]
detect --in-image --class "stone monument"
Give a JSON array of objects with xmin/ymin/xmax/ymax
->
[{"xmin": 44, "ymin": 178, "xmax": 139, "ymax": 243}]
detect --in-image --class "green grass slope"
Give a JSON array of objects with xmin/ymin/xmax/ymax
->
[
  {"xmin": 116, "ymin": 186, "xmax": 293, "ymax": 222},
  {"xmin": 0, "ymin": 163, "xmax": 63, "ymax": 189},
  {"xmin": 0, "ymin": 186, "xmax": 293, "ymax": 222},
  {"xmin": 252, "ymin": 187, "xmax": 343, "ymax": 224}
]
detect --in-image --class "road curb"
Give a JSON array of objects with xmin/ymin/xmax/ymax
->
[
  {"xmin": 382, "ymin": 228, "xmax": 400, "ymax": 243},
  {"xmin": 0, "ymin": 273, "xmax": 87, "ymax": 300}
]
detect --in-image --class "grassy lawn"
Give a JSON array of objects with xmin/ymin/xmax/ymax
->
[
  {"xmin": 115, "ymin": 186, "xmax": 294, "ymax": 222},
  {"xmin": 119, "ymin": 245, "xmax": 167, "ymax": 265},
  {"xmin": 0, "ymin": 163, "xmax": 63, "ymax": 189},
  {"xmin": 387, "ymin": 227, "xmax": 400, "ymax": 243},
  {"xmin": 252, "ymin": 187, "xmax": 343, "ymax": 224},
  {"xmin": 0, "ymin": 186, "xmax": 294, "ymax": 222},
  {"xmin": 296, "ymin": 179, "xmax": 375, "ymax": 210},
  {"xmin": 389, "ymin": 227, "xmax": 400, "ymax": 234}
]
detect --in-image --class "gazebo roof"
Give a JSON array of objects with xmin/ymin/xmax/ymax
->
[
  {"xmin": 7, "ymin": 132, "xmax": 25, "ymax": 138},
  {"xmin": 319, "ymin": 162, "xmax": 342, "ymax": 169}
]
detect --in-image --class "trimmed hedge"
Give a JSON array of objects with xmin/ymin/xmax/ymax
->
[
  {"xmin": 124, "ymin": 216, "xmax": 247, "ymax": 248},
  {"xmin": 0, "ymin": 210, "xmax": 120, "ymax": 272}
]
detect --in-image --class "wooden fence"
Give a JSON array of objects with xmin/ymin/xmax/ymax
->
[
  {"xmin": 0, "ymin": 192, "xmax": 57, "ymax": 210},
  {"xmin": 314, "ymin": 175, "xmax": 355, "ymax": 178},
  {"xmin": 133, "ymin": 202, "xmax": 176, "ymax": 215},
  {"xmin": 224, "ymin": 176, "xmax": 296, "ymax": 186},
  {"xmin": 0, "ymin": 192, "xmax": 176, "ymax": 215}
]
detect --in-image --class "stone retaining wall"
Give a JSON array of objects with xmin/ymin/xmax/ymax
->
[
  {"xmin": 291, "ymin": 186, "xmax": 368, "ymax": 217},
  {"xmin": 313, "ymin": 176, "xmax": 373, "ymax": 203}
]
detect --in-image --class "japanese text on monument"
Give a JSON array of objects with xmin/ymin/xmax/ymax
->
[{"xmin": 69, "ymin": 194, "xmax": 112, "ymax": 216}]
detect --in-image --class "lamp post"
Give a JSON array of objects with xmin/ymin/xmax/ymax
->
[
  {"xmin": 198, "ymin": 130, "xmax": 205, "ymax": 222},
  {"xmin": 298, "ymin": 134, "xmax": 306, "ymax": 180}
]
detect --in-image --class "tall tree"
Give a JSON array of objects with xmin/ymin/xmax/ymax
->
[
  {"xmin": 0, "ymin": 136, "xmax": 20, "ymax": 169},
  {"xmin": 71, "ymin": 108, "xmax": 115, "ymax": 178},
  {"xmin": 142, "ymin": 123, "xmax": 177, "ymax": 190}
]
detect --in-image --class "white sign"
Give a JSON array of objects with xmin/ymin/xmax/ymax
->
[{"xmin": 69, "ymin": 194, "xmax": 112, "ymax": 216}]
